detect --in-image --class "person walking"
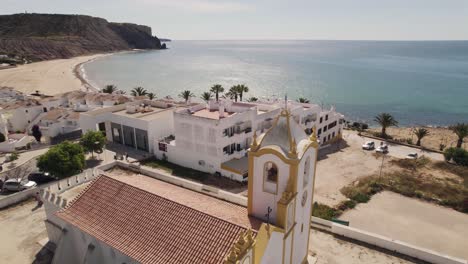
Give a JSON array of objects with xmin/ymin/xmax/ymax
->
[{"xmin": 35, "ymin": 191, "xmax": 43, "ymax": 207}]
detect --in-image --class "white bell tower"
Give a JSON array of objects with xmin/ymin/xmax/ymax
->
[{"xmin": 247, "ymin": 109, "xmax": 319, "ymax": 264}]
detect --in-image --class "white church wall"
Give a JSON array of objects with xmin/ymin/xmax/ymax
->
[
  {"xmin": 293, "ymin": 149, "xmax": 317, "ymax": 264},
  {"xmin": 52, "ymin": 224, "xmax": 137, "ymax": 264},
  {"xmin": 283, "ymin": 231, "xmax": 293, "ymax": 264},
  {"xmin": 260, "ymin": 230, "xmax": 284, "ymax": 264}
]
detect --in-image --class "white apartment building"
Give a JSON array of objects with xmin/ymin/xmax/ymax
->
[
  {"xmin": 79, "ymin": 100, "xmax": 178, "ymax": 153},
  {"xmin": 77, "ymin": 96, "xmax": 344, "ymax": 182},
  {"xmin": 155, "ymin": 99, "xmax": 344, "ymax": 182}
]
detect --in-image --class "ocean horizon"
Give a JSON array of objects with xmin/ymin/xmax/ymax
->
[{"xmin": 83, "ymin": 40, "xmax": 468, "ymax": 126}]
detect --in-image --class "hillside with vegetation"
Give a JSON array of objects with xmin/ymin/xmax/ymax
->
[{"xmin": 0, "ymin": 13, "xmax": 163, "ymax": 62}]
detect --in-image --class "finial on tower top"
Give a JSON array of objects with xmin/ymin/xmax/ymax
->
[{"xmin": 284, "ymin": 94, "xmax": 288, "ymax": 110}]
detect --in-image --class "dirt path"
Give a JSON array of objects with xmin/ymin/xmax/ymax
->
[{"xmin": 340, "ymin": 191, "xmax": 468, "ymax": 260}]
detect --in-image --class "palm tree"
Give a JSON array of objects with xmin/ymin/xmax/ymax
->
[
  {"xmin": 449, "ymin": 123, "xmax": 468, "ymax": 148},
  {"xmin": 201, "ymin": 92, "xmax": 212, "ymax": 103},
  {"xmin": 233, "ymin": 84, "xmax": 249, "ymax": 101},
  {"xmin": 102, "ymin": 84, "xmax": 117, "ymax": 94},
  {"xmin": 297, "ymin": 97, "xmax": 310, "ymax": 103},
  {"xmin": 226, "ymin": 86, "xmax": 239, "ymax": 102},
  {"xmin": 413, "ymin": 128, "xmax": 429, "ymax": 146},
  {"xmin": 210, "ymin": 84, "xmax": 224, "ymax": 102},
  {"xmin": 131, "ymin": 86, "xmax": 148, "ymax": 96},
  {"xmin": 147, "ymin": 92, "xmax": 156, "ymax": 100},
  {"xmin": 179, "ymin": 90, "xmax": 195, "ymax": 104},
  {"xmin": 374, "ymin": 113, "xmax": 398, "ymax": 138},
  {"xmin": 247, "ymin": 97, "xmax": 258, "ymax": 102}
]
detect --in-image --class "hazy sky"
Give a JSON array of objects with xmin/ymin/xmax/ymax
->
[{"xmin": 2, "ymin": 0, "xmax": 468, "ymax": 40}]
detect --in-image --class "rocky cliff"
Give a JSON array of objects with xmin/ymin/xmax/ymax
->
[{"xmin": 0, "ymin": 13, "xmax": 163, "ymax": 61}]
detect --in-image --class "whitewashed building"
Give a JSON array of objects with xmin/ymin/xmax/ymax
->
[
  {"xmin": 156, "ymin": 99, "xmax": 344, "ymax": 181},
  {"xmin": 79, "ymin": 100, "xmax": 179, "ymax": 153},
  {"xmin": 45, "ymin": 107, "xmax": 319, "ymax": 264}
]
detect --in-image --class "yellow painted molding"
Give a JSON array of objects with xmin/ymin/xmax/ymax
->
[
  {"xmin": 224, "ymin": 229, "xmax": 256, "ymax": 264},
  {"xmin": 221, "ymin": 162, "xmax": 244, "ymax": 175},
  {"xmin": 247, "ymin": 152, "xmax": 254, "ymax": 215}
]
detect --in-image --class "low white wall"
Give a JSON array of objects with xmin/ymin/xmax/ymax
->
[
  {"xmin": 331, "ymin": 224, "xmax": 467, "ymax": 264},
  {"xmin": 0, "ymin": 141, "xmax": 16, "ymax": 152},
  {"xmin": 0, "ymin": 168, "xmax": 98, "ymax": 210},
  {"xmin": 0, "ymin": 187, "xmax": 37, "ymax": 209},
  {"xmin": 311, "ymin": 216, "xmax": 332, "ymax": 228},
  {"xmin": 102, "ymin": 161, "xmax": 249, "ymax": 207}
]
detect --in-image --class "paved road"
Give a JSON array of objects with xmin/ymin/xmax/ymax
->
[{"xmin": 343, "ymin": 131, "xmax": 444, "ymax": 161}]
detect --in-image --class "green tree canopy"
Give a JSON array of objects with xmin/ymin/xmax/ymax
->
[
  {"xmin": 37, "ymin": 141, "xmax": 85, "ymax": 178},
  {"xmin": 247, "ymin": 97, "xmax": 258, "ymax": 102},
  {"xmin": 131, "ymin": 86, "xmax": 148, "ymax": 96},
  {"xmin": 233, "ymin": 84, "xmax": 249, "ymax": 101},
  {"xmin": 147, "ymin": 92, "xmax": 156, "ymax": 100},
  {"xmin": 449, "ymin": 123, "xmax": 468, "ymax": 148},
  {"xmin": 80, "ymin": 130, "xmax": 106, "ymax": 157},
  {"xmin": 102, "ymin": 84, "xmax": 117, "ymax": 94},
  {"xmin": 210, "ymin": 84, "xmax": 224, "ymax": 102},
  {"xmin": 201, "ymin": 92, "xmax": 212, "ymax": 103},
  {"xmin": 413, "ymin": 128, "xmax": 429, "ymax": 146},
  {"xmin": 226, "ymin": 86, "xmax": 239, "ymax": 102},
  {"xmin": 374, "ymin": 113, "xmax": 398, "ymax": 138},
  {"xmin": 179, "ymin": 90, "xmax": 195, "ymax": 103},
  {"xmin": 297, "ymin": 97, "xmax": 310, "ymax": 103}
]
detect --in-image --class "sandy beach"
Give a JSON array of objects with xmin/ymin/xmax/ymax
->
[{"xmin": 0, "ymin": 54, "xmax": 107, "ymax": 96}]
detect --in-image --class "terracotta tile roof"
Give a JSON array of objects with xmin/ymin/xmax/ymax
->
[
  {"xmin": 56, "ymin": 175, "xmax": 256, "ymax": 264},
  {"xmin": 107, "ymin": 168, "xmax": 261, "ymax": 230}
]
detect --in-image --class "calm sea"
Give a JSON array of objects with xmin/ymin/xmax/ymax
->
[{"xmin": 83, "ymin": 40, "xmax": 468, "ymax": 126}]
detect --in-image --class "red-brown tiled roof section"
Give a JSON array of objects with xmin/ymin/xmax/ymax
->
[
  {"xmin": 106, "ymin": 168, "xmax": 262, "ymax": 230},
  {"xmin": 56, "ymin": 175, "xmax": 252, "ymax": 264}
]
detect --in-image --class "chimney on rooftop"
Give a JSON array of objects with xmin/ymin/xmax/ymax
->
[{"xmin": 219, "ymin": 104, "xmax": 225, "ymax": 118}]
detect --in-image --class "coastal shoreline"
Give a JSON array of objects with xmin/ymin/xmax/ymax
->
[
  {"xmin": 0, "ymin": 53, "xmax": 109, "ymax": 96},
  {"xmin": 73, "ymin": 55, "xmax": 108, "ymax": 92},
  {"xmin": 74, "ymin": 49, "xmax": 146, "ymax": 93}
]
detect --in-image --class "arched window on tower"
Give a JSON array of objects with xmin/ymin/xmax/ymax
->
[
  {"xmin": 263, "ymin": 162, "xmax": 278, "ymax": 194},
  {"xmin": 303, "ymin": 157, "xmax": 310, "ymax": 187}
]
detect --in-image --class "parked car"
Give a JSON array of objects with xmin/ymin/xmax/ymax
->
[
  {"xmin": 3, "ymin": 179, "xmax": 37, "ymax": 192},
  {"xmin": 362, "ymin": 141, "xmax": 375, "ymax": 150},
  {"xmin": 376, "ymin": 144, "xmax": 389, "ymax": 153},
  {"xmin": 28, "ymin": 172, "xmax": 55, "ymax": 184},
  {"xmin": 406, "ymin": 153, "xmax": 419, "ymax": 159}
]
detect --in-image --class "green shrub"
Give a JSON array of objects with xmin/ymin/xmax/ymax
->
[
  {"xmin": 351, "ymin": 192, "xmax": 370, "ymax": 203},
  {"xmin": 439, "ymin": 144, "xmax": 446, "ymax": 151},
  {"xmin": 444, "ymin": 147, "xmax": 468, "ymax": 166},
  {"xmin": 0, "ymin": 132, "xmax": 5, "ymax": 143},
  {"xmin": 452, "ymin": 148, "xmax": 468, "ymax": 166},
  {"xmin": 9, "ymin": 152, "xmax": 19, "ymax": 161},
  {"xmin": 37, "ymin": 141, "xmax": 85, "ymax": 178},
  {"xmin": 338, "ymin": 200, "xmax": 357, "ymax": 210},
  {"xmin": 312, "ymin": 202, "xmax": 340, "ymax": 220},
  {"xmin": 444, "ymin": 147, "xmax": 456, "ymax": 162},
  {"xmin": 405, "ymin": 138, "xmax": 413, "ymax": 145}
]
